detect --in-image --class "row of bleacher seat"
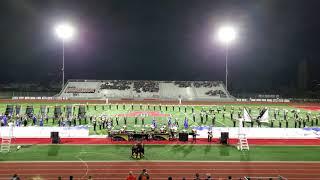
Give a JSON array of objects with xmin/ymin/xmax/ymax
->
[{"xmin": 59, "ymin": 80, "xmax": 232, "ymax": 100}]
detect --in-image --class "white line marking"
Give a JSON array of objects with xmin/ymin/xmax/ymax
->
[{"xmin": 1, "ymin": 160, "xmax": 320, "ymax": 163}]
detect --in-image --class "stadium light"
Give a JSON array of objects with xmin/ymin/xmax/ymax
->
[
  {"xmin": 54, "ymin": 23, "xmax": 76, "ymax": 90},
  {"xmin": 217, "ymin": 25, "xmax": 237, "ymax": 92},
  {"xmin": 55, "ymin": 23, "xmax": 75, "ymax": 41},
  {"xmin": 217, "ymin": 26, "xmax": 236, "ymax": 44}
]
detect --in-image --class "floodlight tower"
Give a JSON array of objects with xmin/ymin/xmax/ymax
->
[
  {"xmin": 217, "ymin": 25, "xmax": 236, "ymax": 92},
  {"xmin": 54, "ymin": 23, "xmax": 75, "ymax": 90}
]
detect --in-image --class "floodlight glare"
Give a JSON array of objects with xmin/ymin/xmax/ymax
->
[
  {"xmin": 54, "ymin": 22, "xmax": 76, "ymax": 91},
  {"xmin": 55, "ymin": 23, "xmax": 75, "ymax": 41},
  {"xmin": 216, "ymin": 25, "xmax": 237, "ymax": 92},
  {"xmin": 217, "ymin": 26, "xmax": 236, "ymax": 44}
]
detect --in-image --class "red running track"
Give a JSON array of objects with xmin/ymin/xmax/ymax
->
[
  {"xmin": 1, "ymin": 162, "xmax": 320, "ymax": 179},
  {"xmin": 4, "ymin": 138, "xmax": 320, "ymax": 145}
]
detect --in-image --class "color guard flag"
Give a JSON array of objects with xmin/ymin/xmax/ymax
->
[
  {"xmin": 243, "ymin": 107, "xmax": 252, "ymax": 122},
  {"xmin": 184, "ymin": 117, "xmax": 189, "ymax": 129}
]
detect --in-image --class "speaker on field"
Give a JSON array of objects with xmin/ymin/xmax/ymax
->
[
  {"xmin": 220, "ymin": 132, "xmax": 229, "ymax": 144},
  {"xmin": 179, "ymin": 133, "xmax": 188, "ymax": 142},
  {"xmin": 51, "ymin": 132, "xmax": 60, "ymax": 144}
]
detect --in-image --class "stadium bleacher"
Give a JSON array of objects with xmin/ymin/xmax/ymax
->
[{"xmin": 58, "ymin": 80, "xmax": 233, "ymax": 101}]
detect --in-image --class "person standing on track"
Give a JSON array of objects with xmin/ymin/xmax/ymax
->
[
  {"xmin": 138, "ymin": 169, "xmax": 150, "ymax": 180},
  {"xmin": 194, "ymin": 173, "xmax": 201, "ymax": 180},
  {"xmin": 11, "ymin": 174, "xmax": 20, "ymax": 180},
  {"xmin": 205, "ymin": 173, "xmax": 212, "ymax": 180},
  {"xmin": 127, "ymin": 171, "xmax": 136, "ymax": 180}
]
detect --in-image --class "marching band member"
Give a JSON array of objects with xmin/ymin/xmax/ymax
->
[{"xmin": 208, "ymin": 129, "xmax": 213, "ymax": 142}]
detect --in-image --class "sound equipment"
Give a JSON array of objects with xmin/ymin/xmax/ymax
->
[
  {"xmin": 220, "ymin": 132, "xmax": 229, "ymax": 144},
  {"xmin": 51, "ymin": 132, "xmax": 60, "ymax": 144},
  {"xmin": 179, "ymin": 133, "xmax": 188, "ymax": 142}
]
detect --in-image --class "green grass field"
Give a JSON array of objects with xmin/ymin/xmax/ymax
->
[
  {"xmin": 1, "ymin": 103, "xmax": 319, "ymax": 163},
  {"xmin": 1, "ymin": 103, "xmax": 319, "ymax": 135},
  {"xmin": 1, "ymin": 145, "xmax": 320, "ymax": 161}
]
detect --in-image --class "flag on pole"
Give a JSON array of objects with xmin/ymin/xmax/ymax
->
[
  {"xmin": 184, "ymin": 117, "xmax": 189, "ymax": 129},
  {"xmin": 259, "ymin": 108, "xmax": 269, "ymax": 122},
  {"xmin": 243, "ymin": 107, "xmax": 252, "ymax": 122}
]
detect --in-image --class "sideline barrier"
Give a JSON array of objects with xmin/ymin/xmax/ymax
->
[
  {"xmin": 0, "ymin": 126, "xmax": 89, "ymax": 138},
  {"xmin": 195, "ymin": 127, "xmax": 320, "ymax": 138},
  {"xmin": 1, "ymin": 126, "xmax": 319, "ymax": 139}
]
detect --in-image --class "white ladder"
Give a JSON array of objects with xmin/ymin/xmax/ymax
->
[
  {"xmin": 1, "ymin": 123, "xmax": 14, "ymax": 153},
  {"xmin": 1, "ymin": 137, "xmax": 12, "ymax": 152},
  {"xmin": 238, "ymin": 134, "xmax": 249, "ymax": 151}
]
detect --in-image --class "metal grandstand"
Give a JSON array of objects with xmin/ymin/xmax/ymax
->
[{"xmin": 57, "ymin": 79, "xmax": 235, "ymax": 101}]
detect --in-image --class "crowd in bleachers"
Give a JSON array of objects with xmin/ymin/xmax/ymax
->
[
  {"xmin": 100, "ymin": 80, "xmax": 132, "ymax": 90},
  {"xmin": 174, "ymin": 81, "xmax": 192, "ymax": 88},
  {"xmin": 193, "ymin": 81, "xmax": 220, "ymax": 88},
  {"xmin": 205, "ymin": 90, "xmax": 226, "ymax": 97},
  {"xmin": 61, "ymin": 80, "xmax": 232, "ymax": 99},
  {"xmin": 133, "ymin": 81, "xmax": 159, "ymax": 93},
  {"xmin": 65, "ymin": 87, "xmax": 96, "ymax": 93}
]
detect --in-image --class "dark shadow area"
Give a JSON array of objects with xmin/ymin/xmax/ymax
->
[
  {"xmin": 48, "ymin": 145, "xmax": 61, "ymax": 156},
  {"xmin": 218, "ymin": 145, "xmax": 230, "ymax": 156}
]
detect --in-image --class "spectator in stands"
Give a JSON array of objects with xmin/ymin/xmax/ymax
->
[
  {"xmin": 88, "ymin": 176, "xmax": 93, "ymax": 180},
  {"xmin": 11, "ymin": 174, "xmax": 20, "ymax": 180},
  {"xmin": 138, "ymin": 169, "xmax": 150, "ymax": 180},
  {"xmin": 205, "ymin": 173, "xmax": 212, "ymax": 180},
  {"xmin": 126, "ymin": 171, "xmax": 136, "ymax": 180},
  {"xmin": 228, "ymin": 176, "xmax": 232, "ymax": 179},
  {"xmin": 168, "ymin": 177, "xmax": 173, "ymax": 180},
  {"xmin": 194, "ymin": 173, "xmax": 201, "ymax": 180}
]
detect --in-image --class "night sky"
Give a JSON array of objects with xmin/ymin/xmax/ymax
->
[{"xmin": 0, "ymin": 0, "xmax": 320, "ymax": 92}]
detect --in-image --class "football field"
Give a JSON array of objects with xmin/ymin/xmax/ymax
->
[{"xmin": 0, "ymin": 102, "xmax": 319, "ymax": 135}]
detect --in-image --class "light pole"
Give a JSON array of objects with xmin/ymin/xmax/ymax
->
[
  {"xmin": 54, "ymin": 23, "xmax": 75, "ymax": 90},
  {"xmin": 217, "ymin": 26, "xmax": 236, "ymax": 92}
]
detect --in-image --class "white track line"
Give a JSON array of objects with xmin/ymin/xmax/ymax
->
[{"xmin": 1, "ymin": 160, "xmax": 320, "ymax": 163}]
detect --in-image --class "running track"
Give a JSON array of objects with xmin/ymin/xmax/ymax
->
[{"xmin": 0, "ymin": 162, "xmax": 320, "ymax": 179}]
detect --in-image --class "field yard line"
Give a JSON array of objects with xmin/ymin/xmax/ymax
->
[
  {"xmin": 75, "ymin": 152, "xmax": 89, "ymax": 179},
  {"xmin": 0, "ymin": 176, "xmax": 314, "ymax": 180},
  {"xmin": 2, "ymin": 164, "xmax": 320, "ymax": 168},
  {"xmin": 0, "ymin": 168, "xmax": 319, "ymax": 171},
  {"xmin": 0, "ymin": 172, "xmax": 318, "ymax": 175},
  {"xmin": 2, "ymin": 160, "xmax": 320, "ymax": 163}
]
